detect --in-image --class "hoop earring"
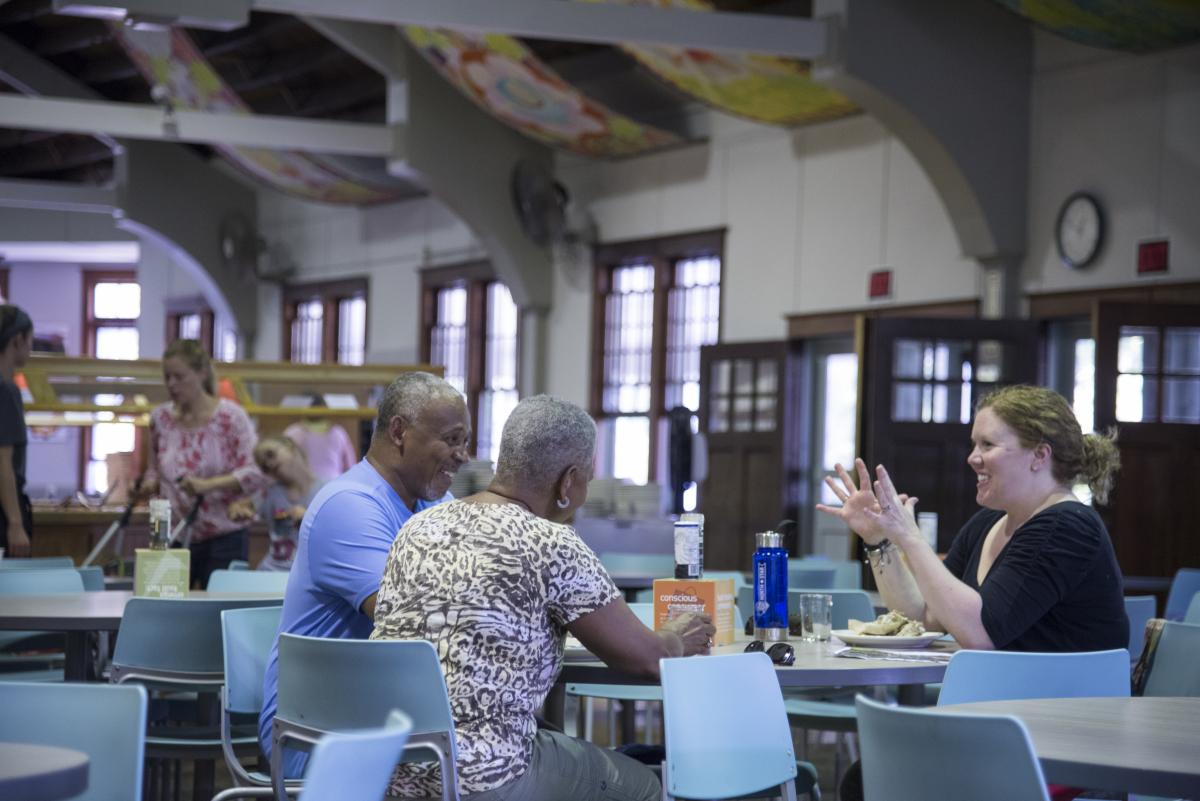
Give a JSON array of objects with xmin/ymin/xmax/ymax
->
[{"xmin": 556, "ymin": 497, "xmax": 570, "ymax": 510}]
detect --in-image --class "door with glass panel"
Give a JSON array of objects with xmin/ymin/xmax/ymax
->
[
  {"xmin": 1094, "ymin": 303, "xmax": 1200, "ymax": 577},
  {"xmin": 862, "ymin": 318, "xmax": 1038, "ymax": 553},
  {"xmin": 698, "ymin": 341, "xmax": 789, "ymax": 570}
]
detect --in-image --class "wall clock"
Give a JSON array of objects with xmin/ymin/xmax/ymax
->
[{"xmin": 1055, "ymin": 192, "xmax": 1105, "ymax": 269}]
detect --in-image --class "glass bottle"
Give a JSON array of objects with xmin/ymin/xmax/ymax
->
[
  {"xmin": 752, "ymin": 530, "xmax": 788, "ymax": 641},
  {"xmin": 148, "ymin": 498, "xmax": 172, "ymax": 550}
]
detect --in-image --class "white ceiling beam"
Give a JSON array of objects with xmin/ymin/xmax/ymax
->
[
  {"xmin": 300, "ymin": 17, "xmax": 406, "ymax": 82},
  {"xmin": 0, "ymin": 178, "xmax": 117, "ymax": 214},
  {"xmin": 258, "ymin": 0, "xmax": 829, "ymax": 59},
  {"xmin": 0, "ymin": 94, "xmax": 395, "ymax": 157}
]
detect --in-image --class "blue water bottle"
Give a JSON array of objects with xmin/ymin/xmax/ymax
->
[{"xmin": 753, "ymin": 530, "xmax": 788, "ymax": 641}]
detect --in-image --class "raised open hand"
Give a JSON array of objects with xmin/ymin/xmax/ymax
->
[{"xmin": 815, "ymin": 458, "xmax": 918, "ymax": 545}]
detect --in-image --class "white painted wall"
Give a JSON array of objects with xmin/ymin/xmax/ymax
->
[{"xmin": 1025, "ymin": 34, "xmax": 1200, "ymax": 292}]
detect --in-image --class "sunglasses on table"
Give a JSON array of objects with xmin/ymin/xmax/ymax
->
[{"xmin": 744, "ymin": 640, "xmax": 795, "ymax": 666}]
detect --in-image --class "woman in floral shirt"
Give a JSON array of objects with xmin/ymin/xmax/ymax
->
[{"xmin": 143, "ymin": 339, "xmax": 263, "ymax": 587}]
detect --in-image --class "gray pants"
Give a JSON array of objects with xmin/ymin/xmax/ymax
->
[{"xmin": 394, "ymin": 731, "xmax": 660, "ymax": 801}]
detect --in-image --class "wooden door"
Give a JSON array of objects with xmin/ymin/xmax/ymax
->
[
  {"xmin": 862, "ymin": 317, "xmax": 1039, "ymax": 552},
  {"xmin": 1094, "ymin": 302, "xmax": 1200, "ymax": 577},
  {"xmin": 698, "ymin": 341, "xmax": 791, "ymax": 570}
]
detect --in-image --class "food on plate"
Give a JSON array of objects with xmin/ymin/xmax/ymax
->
[{"xmin": 847, "ymin": 610, "xmax": 926, "ymax": 637}]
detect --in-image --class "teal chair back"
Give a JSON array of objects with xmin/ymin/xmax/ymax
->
[
  {"xmin": 787, "ymin": 565, "xmax": 837, "ymax": 590},
  {"xmin": 1165, "ymin": 568, "xmax": 1200, "ymax": 620},
  {"xmin": 660, "ymin": 652, "xmax": 799, "ymax": 800},
  {"xmin": 0, "ymin": 681, "xmax": 148, "ymax": 801},
  {"xmin": 219, "ymin": 606, "xmax": 286, "ymax": 790},
  {"xmin": 793, "ymin": 557, "xmax": 862, "ymax": 589},
  {"xmin": 0, "ymin": 555, "xmax": 75, "ymax": 569},
  {"xmin": 599, "ymin": 551, "xmax": 675, "ymax": 577},
  {"xmin": 787, "ymin": 589, "xmax": 874, "ymax": 629},
  {"xmin": 275, "ymin": 634, "xmax": 460, "ymax": 801},
  {"xmin": 1142, "ymin": 621, "xmax": 1200, "ymax": 697},
  {"xmin": 77, "ymin": 566, "xmax": 105, "ymax": 591},
  {"xmin": 937, "ymin": 649, "xmax": 1130, "ymax": 706},
  {"xmin": 856, "ymin": 695, "xmax": 1049, "ymax": 801},
  {"xmin": 0, "ymin": 567, "xmax": 84, "ymax": 593},
  {"xmin": 112, "ymin": 597, "xmax": 282, "ymax": 683},
  {"xmin": 299, "ymin": 710, "xmax": 413, "ymax": 801},
  {"xmin": 207, "ymin": 568, "xmax": 291, "ymax": 593},
  {"xmin": 1186, "ymin": 593, "xmax": 1200, "ymax": 624},
  {"xmin": 1125, "ymin": 595, "xmax": 1156, "ymax": 660},
  {"xmin": 627, "ymin": 602, "xmax": 655, "ymax": 626}
]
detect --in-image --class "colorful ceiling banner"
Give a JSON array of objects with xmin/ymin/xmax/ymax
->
[
  {"xmin": 992, "ymin": 0, "xmax": 1200, "ymax": 52},
  {"xmin": 602, "ymin": 0, "xmax": 857, "ymax": 127},
  {"xmin": 112, "ymin": 26, "xmax": 406, "ymax": 205},
  {"xmin": 403, "ymin": 27, "xmax": 683, "ymax": 158}
]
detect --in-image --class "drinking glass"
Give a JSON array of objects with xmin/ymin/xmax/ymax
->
[{"xmin": 799, "ymin": 593, "xmax": 833, "ymax": 642}]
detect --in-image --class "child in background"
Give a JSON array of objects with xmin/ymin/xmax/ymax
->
[{"xmin": 229, "ymin": 436, "xmax": 321, "ymax": 571}]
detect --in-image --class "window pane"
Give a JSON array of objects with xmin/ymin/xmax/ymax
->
[
  {"xmin": 892, "ymin": 382, "xmax": 921, "ymax": 422},
  {"xmin": 601, "ymin": 265, "xmax": 655, "ymax": 414},
  {"xmin": 664, "ymin": 256, "xmax": 720, "ymax": 411},
  {"xmin": 290, "ymin": 299, "xmax": 324, "ymax": 364},
  {"xmin": 1163, "ymin": 378, "xmax": 1200, "ymax": 423},
  {"xmin": 754, "ymin": 396, "xmax": 776, "ymax": 431},
  {"xmin": 733, "ymin": 397, "xmax": 753, "ymax": 431},
  {"xmin": 1116, "ymin": 374, "xmax": 1157, "ymax": 422},
  {"xmin": 1073, "ymin": 339, "xmax": 1095, "ymax": 434},
  {"xmin": 337, "ymin": 296, "xmax": 367, "ymax": 365},
  {"xmin": 219, "ymin": 329, "xmax": 238, "ymax": 362},
  {"xmin": 86, "ymin": 421, "xmax": 136, "ymax": 493},
  {"xmin": 612, "ymin": 416, "xmax": 650, "ymax": 484},
  {"xmin": 756, "ymin": 359, "xmax": 777, "ymax": 395},
  {"xmin": 709, "ymin": 397, "xmax": 730, "ymax": 433},
  {"xmin": 430, "ymin": 283, "xmax": 468, "ymax": 393},
  {"xmin": 711, "ymin": 360, "xmax": 731, "ymax": 396},
  {"xmin": 478, "ymin": 282, "xmax": 520, "ymax": 461},
  {"xmin": 894, "ymin": 340, "xmax": 923, "ymax": 379},
  {"xmin": 822, "ymin": 353, "xmax": 859, "ymax": 471},
  {"xmin": 177, "ymin": 313, "xmax": 201, "ymax": 341},
  {"xmin": 93, "ymin": 282, "xmax": 140, "ymax": 319},
  {"xmin": 733, "ymin": 359, "xmax": 754, "ymax": 396},
  {"xmin": 1118, "ymin": 327, "xmax": 1159, "ymax": 373},
  {"xmin": 1164, "ymin": 327, "xmax": 1200, "ymax": 376},
  {"xmin": 95, "ymin": 326, "xmax": 139, "ymax": 360}
]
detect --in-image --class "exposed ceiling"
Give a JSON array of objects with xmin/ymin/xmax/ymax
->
[{"xmin": 0, "ymin": 0, "xmax": 1196, "ymax": 202}]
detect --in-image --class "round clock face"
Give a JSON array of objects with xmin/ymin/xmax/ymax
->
[{"xmin": 1056, "ymin": 193, "xmax": 1104, "ymax": 269}]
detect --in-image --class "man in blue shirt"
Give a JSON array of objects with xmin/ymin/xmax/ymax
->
[{"xmin": 259, "ymin": 371, "xmax": 470, "ymax": 776}]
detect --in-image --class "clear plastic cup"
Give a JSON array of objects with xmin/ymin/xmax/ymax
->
[{"xmin": 799, "ymin": 593, "xmax": 833, "ymax": 642}]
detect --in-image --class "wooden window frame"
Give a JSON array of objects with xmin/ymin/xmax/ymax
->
[
  {"xmin": 0, "ymin": 267, "xmax": 8, "ymax": 303},
  {"xmin": 281, "ymin": 276, "xmax": 369, "ymax": 364},
  {"xmin": 165, "ymin": 295, "xmax": 215, "ymax": 354},
  {"xmin": 419, "ymin": 262, "xmax": 522, "ymax": 456},
  {"xmin": 590, "ymin": 228, "xmax": 725, "ymax": 478},
  {"xmin": 81, "ymin": 268, "xmax": 139, "ymax": 494}
]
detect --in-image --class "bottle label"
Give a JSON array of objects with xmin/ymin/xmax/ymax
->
[{"xmin": 674, "ymin": 522, "xmax": 700, "ymax": 577}]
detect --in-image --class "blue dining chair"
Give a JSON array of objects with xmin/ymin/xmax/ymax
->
[
  {"xmin": 274, "ymin": 634, "xmax": 461, "ymax": 801},
  {"xmin": 566, "ymin": 602, "xmax": 662, "ymax": 745},
  {"xmin": 207, "ymin": 569, "xmax": 291, "ymax": 594},
  {"xmin": 1125, "ymin": 595, "xmax": 1157, "ymax": 661},
  {"xmin": 111, "ymin": 597, "xmax": 283, "ymax": 800},
  {"xmin": 0, "ymin": 680, "xmax": 148, "ymax": 801},
  {"xmin": 77, "ymin": 566, "xmax": 106, "ymax": 591},
  {"xmin": 0, "ymin": 555, "xmax": 76, "ymax": 569},
  {"xmin": 792, "ymin": 557, "xmax": 862, "ymax": 590},
  {"xmin": 856, "ymin": 695, "xmax": 1049, "ymax": 801},
  {"xmin": 787, "ymin": 565, "xmax": 838, "ymax": 591},
  {"xmin": 660, "ymin": 652, "xmax": 820, "ymax": 800},
  {"xmin": 937, "ymin": 649, "xmax": 1130, "ymax": 706},
  {"xmin": 0, "ymin": 567, "xmax": 84, "ymax": 681},
  {"xmin": 1164, "ymin": 568, "xmax": 1200, "ymax": 620},
  {"xmin": 1186, "ymin": 593, "xmax": 1200, "ymax": 624},
  {"xmin": 297, "ymin": 709, "xmax": 413, "ymax": 801},
  {"xmin": 599, "ymin": 551, "xmax": 676, "ymax": 577},
  {"xmin": 215, "ymin": 606, "xmax": 301, "ymax": 799},
  {"xmin": 1142, "ymin": 621, "xmax": 1200, "ymax": 697}
]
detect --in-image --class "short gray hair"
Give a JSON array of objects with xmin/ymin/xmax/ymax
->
[
  {"xmin": 373, "ymin": 371, "xmax": 463, "ymax": 438},
  {"xmin": 494, "ymin": 395, "xmax": 595, "ymax": 488}
]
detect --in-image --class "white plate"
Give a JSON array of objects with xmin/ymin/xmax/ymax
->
[{"xmin": 832, "ymin": 630, "xmax": 945, "ymax": 649}]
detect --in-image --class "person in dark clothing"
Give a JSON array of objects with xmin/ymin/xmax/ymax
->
[
  {"xmin": 819, "ymin": 385, "xmax": 1126, "ymax": 801},
  {"xmin": 0, "ymin": 304, "xmax": 34, "ymax": 557},
  {"xmin": 818, "ymin": 384, "xmax": 1125, "ymax": 651}
]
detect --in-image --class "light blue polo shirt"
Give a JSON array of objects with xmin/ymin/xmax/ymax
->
[{"xmin": 258, "ymin": 459, "xmax": 449, "ymax": 775}]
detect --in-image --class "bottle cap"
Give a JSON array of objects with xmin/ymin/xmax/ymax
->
[{"xmin": 755, "ymin": 530, "xmax": 784, "ymax": 548}]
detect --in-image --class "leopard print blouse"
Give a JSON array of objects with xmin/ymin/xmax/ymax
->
[{"xmin": 371, "ymin": 499, "xmax": 620, "ymax": 796}]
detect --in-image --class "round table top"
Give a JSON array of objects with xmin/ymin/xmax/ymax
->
[
  {"xmin": 940, "ymin": 696, "xmax": 1200, "ymax": 798},
  {"xmin": 0, "ymin": 742, "xmax": 89, "ymax": 801}
]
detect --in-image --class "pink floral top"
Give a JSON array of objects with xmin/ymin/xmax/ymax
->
[{"xmin": 148, "ymin": 399, "xmax": 264, "ymax": 544}]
